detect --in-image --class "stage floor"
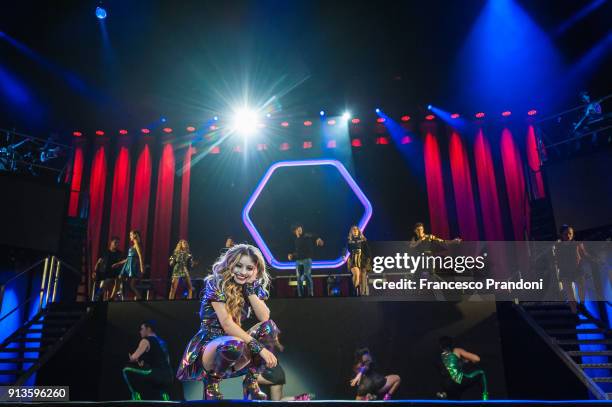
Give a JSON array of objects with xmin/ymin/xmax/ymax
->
[{"xmin": 3, "ymin": 400, "xmax": 612, "ymax": 406}]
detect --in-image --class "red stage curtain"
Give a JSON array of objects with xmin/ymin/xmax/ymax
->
[
  {"xmin": 424, "ymin": 130, "xmax": 450, "ymax": 239},
  {"xmin": 108, "ymin": 145, "xmax": 131, "ymax": 251},
  {"xmin": 130, "ymin": 144, "xmax": 152, "ymax": 250},
  {"xmin": 526, "ymin": 125, "xmax": 546, "ymax": 199},
  {"xmin": 67, "ymin": 146, "xmax": 84, "ymax": 217},
  {"xmin": 449, "ymin": 131, "xmax": 479, "ymax": 240},
  {"xmin": 501, "ymin": 128, "xmax": 529, "ymax": 240},
  {"xmin": 179, "ymin": 146, "xmax": 195, "ymax": 240},
  {"xmin": 474, "ymin": 129, "xmax": 504, "ymax": 240},
  {"xmin": 88, "ymin": 145, "xmax": 107, "ymax": 273},
  {"xmin": 151, "ymin": 143, "xmax": 175, "ymax": 296}
]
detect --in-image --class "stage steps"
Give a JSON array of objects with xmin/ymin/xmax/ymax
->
[
  {"xmin": 517, "ymin": 302, "xmax": 612, "ymax": 400},
  {"xmin": 0, "ymin": 302, "xmax": 91, "ymax": 386}
]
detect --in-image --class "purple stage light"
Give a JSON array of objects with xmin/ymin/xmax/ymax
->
[{"xmin": 242, "ymin": 159, "xmax": 373, "ymax": 270}]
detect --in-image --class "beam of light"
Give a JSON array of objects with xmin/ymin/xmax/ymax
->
[
  {"xmin": 0, "ymin": 31, "xmax": 97, "ymax": 98},
  {"xmin": 242, "ymin": 159, "xmax": 372, "ymax": 269},
  {"xmin": 455, "ymin": 0, "xmax": 563, "ymax": 111},
  {"xmin": 429, "ymin": 105, "xmax": 469, "ymax": 131},
  {"xmin": 554, "ymin": 0, "xmax": 606, "ymax": 37},
  {"xmin": 231, "ymin": 107, "xmax": 260, "ymax": 136},
  {"xmin": 564, "ymin": 30, "xmax": 612, "ymax": 91}
]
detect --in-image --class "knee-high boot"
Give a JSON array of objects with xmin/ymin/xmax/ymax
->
[
  {"xmin": 242, "ymin": 320, "xmax": 280, "ymax": 400},
  {"xmin": 203, "ymin": 340, "xmax": 245, "ymax": 400}
]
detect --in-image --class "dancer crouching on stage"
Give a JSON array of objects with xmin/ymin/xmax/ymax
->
[
  {"xmin": 350, "ymin": 348, "xmax": 401, "ymax": 400},
  {"xmin": 438, "ymin": 336, "xmax": 488, "ymax": 400},
  {"xmin": 347, "ymin": 226, "xmax": 372, "ymax": 296},
  {"xmin": 176, "ymin": 243, "xmax": 279, "ymax": 400}
]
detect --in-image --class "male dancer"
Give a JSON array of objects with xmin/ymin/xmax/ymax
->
[
  {"xmin": 123, "ymin": 320, "xmax": 173, "ymax": 400},
  {"xmin": 93, "ymin": 237, "xmax": 123, "ymax": 301},
  {"xmin": 287, "ymin": 224, "xmax": 324, "ymax": 297}
]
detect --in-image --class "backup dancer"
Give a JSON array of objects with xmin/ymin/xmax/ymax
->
[
  {"xmin": 176, "ymin": 244, "xmax": 279, "ymax": 400},
  {"xmin": 350, "ymin": 348, "xmax": 401, "ymax": 400},
  {"xmin": 168, "ymin": 239, "xmax": 195, "ymax": 300},
  {"xmin": 117, "ymin": 230, "xmax": 144, "ymax": 300},
  {"xmin": 347, "ymin": 225, "xmax": 372, "ymax": 296},
  {"xmin": 438, "ymin": 336, "xmax": 488, "ymax": 400}
]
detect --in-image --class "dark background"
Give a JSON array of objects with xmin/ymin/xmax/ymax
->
[
  {"xmin": 0, "ymin": 173, "xmax": 68, "ymax": 254},
  {"xmin": 94, "ymin": 298, "xmax": 506, "ymax": 400}
]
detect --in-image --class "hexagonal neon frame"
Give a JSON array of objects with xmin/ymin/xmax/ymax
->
[{"xmin": 242, "ymin": 159, "xmax": 373, "ymax": 270}]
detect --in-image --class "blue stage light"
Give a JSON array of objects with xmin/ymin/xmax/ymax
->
[
  {"xmin": 375, "ymin": 108, "xmax": 381, "ymax": 113},
  {"xmin": 213, "ymin": 116, "xmax": 219, "ymax": 121},
  {"xmin": 427, "ymin": 104, "xmax": 432, "ymax": 110},
  {"xmin": 319, "ymin": 110, "xmax": 325, "ymax": 116},
  {"xmin": 160, "ymin": 116, "xmax": 167, "ymax": 123},
  {"xmin": 95, "ymin": 6, "xmax": 107, "ymax": 20}
]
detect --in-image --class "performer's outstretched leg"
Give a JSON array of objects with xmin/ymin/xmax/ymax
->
[{"xmin": 463, "ymin": 369, "xmax": 488, "ymax": 400}]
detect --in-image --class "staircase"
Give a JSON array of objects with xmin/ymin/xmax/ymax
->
[
  {"xmin": 0, "ymin": 302, "xmax": 91, "ymax": 385},
  {"xmin": 517, "ymin": 302, "xmax": 612, "ymax": 399}
]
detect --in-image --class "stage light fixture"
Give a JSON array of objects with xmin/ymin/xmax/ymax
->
[
  {"xmin": 231, "ymin": 108, "xmax": 260, "ymax": 136},
  {"xmin": 502, "ymin": 111, "xmax": 512, "ymax": 117},
  {"xmin": 342, "ymin": 112, "xmax": 351, "ymax": 121},
  {"xmin": 95, "ymin": 6, "xmax": 107, "ymax": 20},
  {"xmin": 450, "ymin": 113, "xmax": 460, "ymax": 119},
  {"xmin": 427, "ymin": 104, "xmax": 432, "ymax": 110},
  {"xmin": 528, "ymin": 109, "xmax": 537, "ymax": 116},
  {"xmin": 319, "ymin": 110, "xmax": 325, "ymax": 116},
  {"xmin": 375, "ymin": 108, "xmax": 381, "ymax": 113},
  {"xmin": 475, "ymin": 112, "xmax": 485, "ymax": 119}
]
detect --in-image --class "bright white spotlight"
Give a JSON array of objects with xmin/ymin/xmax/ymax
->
[
  {"xmin": 342, "ymin": 112, "xmax": 351, "ymax": 121},
  {"xmin": 231, "ymin": 108, "xmax": 259, "ymax": 136}
]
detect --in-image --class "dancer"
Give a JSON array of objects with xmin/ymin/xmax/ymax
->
[
  {"xmin": 350, "ymin": 348, "xmax": 401, "ymax": 400},
  {"xmin": 117, "ymin": 230, "xmax": 144, "ymax": 300},
  {"xmin": 225, "ymin": 236, "xmax": 235, "ymax": 248},
  {"xmin": 287, "ymin": 224, "xmax": 324, "ymax": 297},
  {"xmin": 553, "ymin": 224, "xmax": 593, "ymax": 314},
  {"xmin": 256, "ymin": 334, "xmax": 312, "ymax": 401},
  {"xmin": 93, "ymin": 237, "xmax": 123, "ymax": 301},
  {"xmin": 176, "ymin": 244, "xmax": 279, "ymax": 400},
  {"xmin": 347, "ymin": 226, "xmax": 372, "ymax": 296},
  {"xmin": 438, "ymin": 336, "xmax": 488, "ymax": 400},
  {"xmin": 122, "ymin": 320, "xmax": 173, "ymax": 401},
  {"xmin": 410, "ymin": 222, "xmax": 461, "ymax": 249},
  {"xmin": 168, "ymin": 239, "xmax": 195, "ymax": 300}
]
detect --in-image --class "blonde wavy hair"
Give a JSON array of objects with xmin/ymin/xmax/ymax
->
[
  {"xmin": 174, "ymin": 239, "xmax": 190, "ymax": 254},
  {"xmin": 209, "ymin": 243, "xmax": 270, "ymax": 326},
  {"xmin": 347, "ymin": 225, "xmax": 366, "ymax": 241}
]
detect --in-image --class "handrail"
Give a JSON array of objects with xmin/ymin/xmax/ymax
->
[
  {"xmin": 0, "ymin": 255, "xmax": 62, "ymax": 324},
  {"xmin": 1, "ymin": 259, "xmax": 45, "ymax": 287}
]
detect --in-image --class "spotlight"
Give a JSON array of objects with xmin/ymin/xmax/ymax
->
[
  {"xmin": 162, "ymin": 127, "xmax": 173, "ymax": 133},
  {"xmin": 528, "ymin": 109, "xmax": 537, "ymax": 116},
  {"xmin": 160, "ymin": 116, "xmax": 167, "ymax": 123},
  {"xmin": 427, "ymin": 104, "xmax": 432, "ymax": 110},
  {"xmin": 376, "ymin": 118, "xmax": 386, "ymax": 123},
  {"xmin": 319, "ymin": 110, "xmax": 325, "ymax": 116},
  {"xmin": 327, "ymin": 119, "xmax": 336, "ymax": 126},
  {"xmin": 304, "ymin": 121, "xmax": 313, "ymax": 127},
  {"xmin": 281, "ymin": 121, "xmax": 289, "ymax": 127},
  {"xmin": 502, "ymin": 111, "xmax": 512, "ymax": 117},
  {"xmin": 186, "ymin": 126, "xmax": 196, "ymax": 132},
  {"xmin": 375, "ymin": 108, "xmax": 381, "ymax": 113},
  {"xmin": 141, "ymin": 128, "xmax": 150, "ymax": 134},
  {"xmin": 351, "ymin": 118, "xmax": 361, "ymax": 124},
  {"xmin": 475, "ymin": 112, "xmax": 485, "ymax": 119},
  {"xmin": 119, "ymin": 129, "xmax": 128, "ymax": 135},
  {"xmin": 425, "ymin": 114, "xmax": 435, "ymax": 121},
  {"xmin": 401, "ymin": 115, "xmax": 411, "ymax": 122},
  {"xmin": 231, "ymin": 108, "xmax": 260, "ymax": 135},
  {"xmin": 213, "ymin": 116, "xmax": 219, "ymax": 121},
  {"xmin": 342, "ymin": 112, "xmax": 351, "ymax": 121},
  {"xmin": 266, "ymin": 113, "xmax": 272, "ymax": 118},
  {"xmin": 72, "ymin": 131, "xmax": 82, "ymax": 137},
  {"xmin": 95, "ymin": 130, "xmax": 105, "ymax": 136},
  {"xmin": 95, "ymin": 6, "xmax": 107, "ymax": 20},
  {"xmin": 450, "ymin": 113, "xmax": 460, "ymax": 119}
]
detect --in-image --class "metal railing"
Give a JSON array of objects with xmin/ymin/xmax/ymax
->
[{"xmin": 0, "ymin": 256, "xmax": 63, "ymax": 324}]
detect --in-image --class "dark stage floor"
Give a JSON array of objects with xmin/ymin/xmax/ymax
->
[{"xmin": 3, "ymin": 400, "xmax": 612, "ymax": 406}]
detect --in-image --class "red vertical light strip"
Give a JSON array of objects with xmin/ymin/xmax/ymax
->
[
  {"xmin": 474, "ymin": 129, "xmax": 504, "ymax": 240},
  {"xmin": 424, "ymin": 131, "xmax": 450, "ymax": 238},
  {"xmin": 108, "ymin": 146, "xmax": 131, "ymax": 251},
  {"xmin": 526, "ymin": 125, "xmax": 545, "ymax": 199},
  {"xmin": 179, "ymin": 146, "xmax": 195, "ymax": 239},
  {"xmin": 151, "ymin": 143, "xmax": 175, "ymax": 296},
  {"xmin": 449, "ymin": 131, "xmax": 479, "ymax": 240},
  {"xmin": 88, "ymin": 146, "xmax": 107, "ymax": 273},
  {"xmin": 501, "ymin": 129, "xmax": 529, "ymax": 240},
  {"xmin": 67, "ymin": 146, "xmax": 84, "ymax": 217},
  {"xmin": 130, "ymin": 144, "xmax": 152, "ymax": 250}
]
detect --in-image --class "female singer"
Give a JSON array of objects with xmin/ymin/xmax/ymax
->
[
  {"xmin": 347, "ymin": 226, "xmax": 372, "ymax": 296},
  {"xmin": 168, "ymin": 239, "xmax": 195, "ymax": 300},
  {"xmin": 117, "ymin": 230, "xmax": 144, "ymax": 300}
]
